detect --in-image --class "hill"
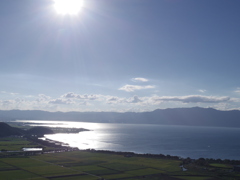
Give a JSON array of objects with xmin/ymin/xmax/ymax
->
[
  {"xmin": 0, "ymin": 122, "xmax": 54, "ymax": 137},
  {"xmin": 26, "ymin": 126, "xmax": 54, "ymax": 136},
  {"xmin": 0, "ymin": 122, "xmax": 24, "ymax": 137}
]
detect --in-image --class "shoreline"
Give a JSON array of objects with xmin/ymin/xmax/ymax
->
[
  {"xmin": 7, "ymin": 121, "xmax": 240, "ymax": 162},
  {"xmin": 31, "ymin": 136, "xmax": 240, "ymax": 166}
]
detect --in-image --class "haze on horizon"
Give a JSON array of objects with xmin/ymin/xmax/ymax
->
[{"xmin": 1, "ymin": 0, "xmax": 240, "ymax": 112}]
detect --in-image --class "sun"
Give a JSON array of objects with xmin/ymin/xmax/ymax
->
[{"xmin": 53, "ymin": 0, "xmax": 84, "ymax": 15}]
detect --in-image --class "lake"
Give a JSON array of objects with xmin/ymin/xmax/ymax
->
[{"xmin": 16, "ymin": 120, "xmax": 240, "ymax": 160}]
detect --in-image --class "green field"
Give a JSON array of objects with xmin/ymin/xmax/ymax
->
[
  {"xmin": 209, "ymin": 163, "xmax": 232, "ymax": 169},
  {"xmin": 0, "ymin": 137, "xmax": 240, "ymax": 180},
  {"xmin": 0, "ymin": 137, "xmax": 38, "ymax": 151},
  {"xmin": 0, "ymin": 150, "xmax": 239, "ymax": 180}
]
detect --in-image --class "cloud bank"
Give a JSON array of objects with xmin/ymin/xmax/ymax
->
[{"xmin": 0, "ymin": 91, "xmax": 235, "ymax": 112}]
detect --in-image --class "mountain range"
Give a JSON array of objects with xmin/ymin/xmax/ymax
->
[{"xmin": 1, "ymin": 107, "xmax": 240, "ymax": 128}]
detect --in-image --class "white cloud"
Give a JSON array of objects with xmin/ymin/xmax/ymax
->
[
  {"xmin": 78, "ymin": 101, "xmax": 88, "ymax": 106},
  {"xmin": 235, "ymin": 88, "xmax": 240, "ymax": 93},
  {"xmin": 1, "ymin": 100, "xmax": 14, "ymax": 106},
  {"xmin": 119, "ymin": 85, "xmax": 155, "ymax": 92},
  {"xmin": 108, "ymin": 97, "xmax": 118, "ymax": 102},
  {"xmin": 107, "ymin": 96, "xmax": 119, "ymax": 104},
  {"xmin": 36, "ymin": 94, "xmax": 51, "ymax": 102},
  {"xmin": 106, "ymin": 96, "xmax": 126, "ymax": 104},
  {"xmin": 151, "ymin": 95, "xmax": 230, "ymax": 103},
  {"xmin": 198, "ymin": 89, "xmax": 206, "ymax": 93},
  {"xmin": 209, "ymin": 103, "xmax": 230, "ymax": 111},
  {"xmin": 49, "ymin": 98, "xmax": 73, "ymax": 105},
  {"xmin": 61, "ymin": 92, "xmax": 76, "ymax": 98},
  {"xmin": 127, "ymin": 95, "xmax": 142, "ymax": 103},
  {"xmin": 230, "ymin": 98, "xmax": 240, "ymax": 103},
  {"xmin": 0, "ymin": 91, "xmax": 18, "ymax": 95},
  {"xmin": 106, "ymin": 95, "xmax": 143, "ymax": 104},
  {"xmin": 61, "ymin": 92, "xmax": 99, "ymax": 100},
  {"xmin": 131, "ymin": 77, "xmax": 149, "ymax": 82},
  {"xmin": 0, "ymin": 91, "xmax": 235, "ymax": 112}
]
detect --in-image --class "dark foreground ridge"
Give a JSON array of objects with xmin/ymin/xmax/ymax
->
[
  {"xmin": 0, "ymin": 122, "xmax": 25, "ymax": 137},
  {"xmin": 0, "ymin": 122, "xmax": 54, "ymax": 137},
  {"xmin": 1, "ymin": 107, "xmax": 240, "ymax": 128}
]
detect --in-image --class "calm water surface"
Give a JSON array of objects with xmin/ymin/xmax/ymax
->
[{"xmin": 16, "ymin": 120, "xmax": 240, "ymax": 160}]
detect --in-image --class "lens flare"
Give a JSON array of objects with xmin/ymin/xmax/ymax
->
[{"xmin": 53, "ymin": 0, "xmax": 84, "ymax": 15}]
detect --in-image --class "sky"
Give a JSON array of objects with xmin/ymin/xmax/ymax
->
[{"xmin": 1, "ymin": 0, "xmax": 240, "ymax": 112}]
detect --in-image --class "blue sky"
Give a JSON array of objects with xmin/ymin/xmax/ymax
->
[{"xmin": 1, "ymin": 0, "xmax": 240, "ymax": 112}]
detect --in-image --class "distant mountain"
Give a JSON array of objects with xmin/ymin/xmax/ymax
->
[{"xmin": 1, "ymin": 107, "xmax": 240, "ymax": 128}]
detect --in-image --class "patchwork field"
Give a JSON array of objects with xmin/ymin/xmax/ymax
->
[
  {"xmin": 0, "ymin": 150, "xmax": 239, "ymax": 180},
  {"xmin": 0, "ymin": 137, "xmax": 38, "ymax": 151},
  {"xmin": 0, "ymin": 137, "xmax": 240, "ymax": 179}
]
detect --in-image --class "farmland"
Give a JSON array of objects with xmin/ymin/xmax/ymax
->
[
  {"xmin": 0, "ymin": 136, "xmax": 240, "ymax": 179},
  {"xmin": 0, "ymin": 150, "xmax": 239, "ymax": 179}
]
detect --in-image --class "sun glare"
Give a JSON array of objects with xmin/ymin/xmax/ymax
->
[{"xmin": 53, "ymin": 0, "xmax": 84, "ymax": 15}]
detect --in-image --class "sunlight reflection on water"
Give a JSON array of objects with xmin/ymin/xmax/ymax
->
[
  {"xmin": 15, "ymin": 120, "xmax": 240, "ymax": 159},
  {"xmin": 16, "ymin": 120, "xmax": 121, "ymax": 150},
  {"xmin": 45, "ymin": 131, "xmax": 122, "ymax": 150},
  {"xmin": 16, "ymin": 120, "xmax": 103, "ymax": 130}
]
